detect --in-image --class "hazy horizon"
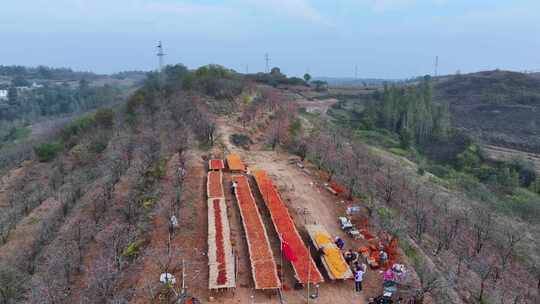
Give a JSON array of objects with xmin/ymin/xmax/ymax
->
[{"xmin": 1, "ymin": 0, "xmax": 539, "ymax": 78}]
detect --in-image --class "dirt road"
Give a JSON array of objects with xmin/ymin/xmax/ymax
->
[{"xmin": 205, "ymin": 116, "xmax": 384, "ymax": 303}]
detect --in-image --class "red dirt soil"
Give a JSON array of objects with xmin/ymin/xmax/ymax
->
[{"xmin": 253, "ymin": 170, "xmax": 324, "ymax": 284}]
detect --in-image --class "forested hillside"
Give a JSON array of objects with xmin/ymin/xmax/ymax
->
[{"xmin": 0, "ymin": 66, "xmax": 141, "ymax": 174}]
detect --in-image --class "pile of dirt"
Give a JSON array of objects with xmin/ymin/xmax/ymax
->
[{"xmin": 230, "ymin": 133, "xmax": 253, "ymax": 150}]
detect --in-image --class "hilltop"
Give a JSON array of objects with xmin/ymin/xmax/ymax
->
[
  {"xmin": 433, "ymin": 70, "xmax": 540, "ymax": 153},
  {"xmin": 0, "ymin": 65, "xmax": 538, "ymax": 304}
]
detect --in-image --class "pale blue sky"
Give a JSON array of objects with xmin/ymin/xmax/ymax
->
[{"xmin": 1, "ymin": 0, "xmax": 539, "ymax": 78}]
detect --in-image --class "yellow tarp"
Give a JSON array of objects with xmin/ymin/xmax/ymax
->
[{"xmin": 314, "ymin": 232, "xmax": 349, "ymax": 278}]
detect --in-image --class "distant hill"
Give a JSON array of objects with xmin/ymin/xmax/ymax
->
[
  {"xmin": 433, "ymin": 70, "xmax": 540, "ymax": 153},
  {"xmin": 314, "ymin": 76, "xmax": 401, "ymax": 87}
]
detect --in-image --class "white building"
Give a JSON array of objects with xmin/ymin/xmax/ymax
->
[
  {"xmin": 0, "ymin": 89, "xmax": 8, "ymax": 101},
  {"xmin": 31, "ymin": 82, "xmax": 44, "ymax": 89}
]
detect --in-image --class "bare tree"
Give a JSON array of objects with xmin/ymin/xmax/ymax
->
[
  {"xmin": 411, "ymin": 185, "xmax": 431, "ymax": 243},
  {"xmin": 472, "ymin": 208, "xmax": 492, "ymax": 255},
  {"xmin": 381, "ymin": 166, "xmax": 397, "ymax": 204},
  {"xmin": 472, "ymin": 256, "xmax": 497, "ymax": 302},
  {"xmin": 492, "ymin": 222, "xmax": 524, "ymax": 281},
  {"xmin": 413, "ymin": 258, "xmax": 447, "ymax": 303},
  {"xmin": 433, "ymin": 201, "xmax": 463, "ymax": 255},
  {"xmin": 0, "ymin": 264, "xmax": 27, "ymax": 304}
]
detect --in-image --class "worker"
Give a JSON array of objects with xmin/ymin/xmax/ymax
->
[
  {"xmin": 231, "ymin": 181, "xmax": 238, "ymax": 195},
  {"xmin": 335, "ymin": 236, "xmax": 345, "ymax": 250},
  {"xmin": 374, "ymin": 294, "xmax": 394, "ymax": 304},
  {"xmin": 350, "ymin": 250, "xmax": 359, "ymax": 265},
  {"xmin": 344, "ymin": 249, "xmax": 353, "ymax": 265},
  {"xmin": 383, "ymin": 269, "xmax": 395, "ymax": 282},
  {"xmin": 379, "ymin": 250, "xmax": 388, "ymax": 265},
  {"xmin": 354, "ymin": 265, "xmax": 364, "ymax": 293}
]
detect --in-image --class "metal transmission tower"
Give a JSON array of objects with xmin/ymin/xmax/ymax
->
[
  {"xmin": 434, "ymin": 56, "xmax": 439, "ymax": 77},
  {"xmin": 265, "ymin": 53, "xmax": 270, "ymax": 73},
  {"xmin": 355, "ymin": 65, "xmax": 358, "ymax": 80},
  {"xmin": 156, "ymin": 41, "xmax": 166, "ymax": 71}
]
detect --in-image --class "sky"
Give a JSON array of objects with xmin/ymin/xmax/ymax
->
[{"xmin": 0, "ymin": 0, "xmax": 539, "ymax": 78}]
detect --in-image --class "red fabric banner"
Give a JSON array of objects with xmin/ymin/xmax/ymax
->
[{"xmin": 281, "ymin": 239, "xmax": 297, "ymax": 262}]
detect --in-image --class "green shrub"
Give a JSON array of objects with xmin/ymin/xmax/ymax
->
[
  {"xmin": 426, "ymin": 163, "xmax": 452, "ymax": 178},
  {"xmin": 142, "ymin": 197, "xmax": 157, "ymax": 209},
  {"xmin": 146, "ymin": 159, "xmax": 167, "ymax": 179},
  {"xmin": 3, "ymin": 126, "xmax": 31, "ymax": 143},
  {"xmin": 90, "ymin": 137, "xmax": 108, "ymax": 153},
  {"xmin": 230, "ymin": 133, "xmax": 252, "ymax": 149},
  {"xmin": 34, "ymin": 142, "xmax": 63, "ymax": 162},
  {"xmin": 389, "ymin": 147, "xmax": 409, "ymax": 157},
  {"xmin": 505, "ymin": 188, "xmax": 540, "ymax": 223},
  {"xmin": 61, "ymin": 114, "xmax": 96, "ymax": 147},
  {"xmin": 123, "ymin": 240, "xmax": 144, "ymax": 258},
  {"xmin": 354, "ymin": 129, "xmax": 400, "ymax": 148},
  {"xmin": 94, "ymin": 108, "xmax": 115, "ymax": 129}
]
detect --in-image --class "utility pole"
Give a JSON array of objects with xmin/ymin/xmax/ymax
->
[
  {"xmin": 265, "ymin": 53, "xmax": 271, "ymax": 73},
  {"xmin": 434, "ymin": 55, "xmax": 439, "ymax": 78},
  {"xmin": 355, "ymin": 65, "xmax": 358, "ymax": 80},
  {"xmin": 245, "ymin": 64, "xmax": 249, "ymax": 74},
  {"xmin": 157, "ymin": 41, "xmax": 165, "ymax": 72}
]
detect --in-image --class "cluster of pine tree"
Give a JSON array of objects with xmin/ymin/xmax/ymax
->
[{"xmin": 367, "ymin": 76, "xmax": 451, "ymax": 148}]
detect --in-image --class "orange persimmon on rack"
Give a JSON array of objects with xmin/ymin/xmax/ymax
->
[
  {"xmin": 207, "ymin": 171, "xmax": 224, "ymax": 199},
  {"xmin": 209, "ymin": 159, "xmax": 225, "ymax": 171},
  {"xmin": 232, "ymin": 175, "xmax": 281, "ymax": 290},
  {"xmin": 226, "ymin": 154, "xmax": 246, "ymax": 172},
  {"xmin": 253, "ymin": 170, "xmax": 324, "ymax": 285}
]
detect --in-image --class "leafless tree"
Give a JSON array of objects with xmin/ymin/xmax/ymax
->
[
  {"xmin": 451, "ymin": 237, "xmax": 473, "ymax": 277},
  {"xmin": 0, "ymin": 264, "xmax": 27, "ymax": 304},
  {"xmin": 413, "ymin": 258, "xmax": 448, "ymax": 303},
  {"xmin": 433, "ymin": 201, "xmax": 463, "ymax": 255},
  {"xmin": 472, "ymin": 256, "xmax": 497, "ymax": 302},
  {"xmin": 381, "ymin": 165, "xmax": 397, "ymax": 204},
  {"xmin": 411, "ymin": 185, "xmax": 432, "ymax": 243},
  {"xmin": 472, "ymin": 208, "xmax": 493, "ymax": 255},
  {"xmin": 491, "ymin": 222, "xmax": 525, "ymax": 283}
]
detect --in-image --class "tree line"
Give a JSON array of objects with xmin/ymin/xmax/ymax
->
[{"xmin": 363, "ymin": 76, "xmax": 451, "ymax": 149}]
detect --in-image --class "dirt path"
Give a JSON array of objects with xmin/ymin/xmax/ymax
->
[
  {"xmin": 296, "ymin": 98, "xmax": 338, "ymax": 118},
  {"xmin": 209, "ymin": 116, "xmax": 379, "ymax": 303},
  {"xmin": 483, "ymin": 144, "xmax": 540, "ymax": 172}
]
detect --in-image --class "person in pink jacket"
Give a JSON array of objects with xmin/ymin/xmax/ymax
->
[{"xmin": 383, "ymin": 269, "xmax": 395, "ymax": 282}]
